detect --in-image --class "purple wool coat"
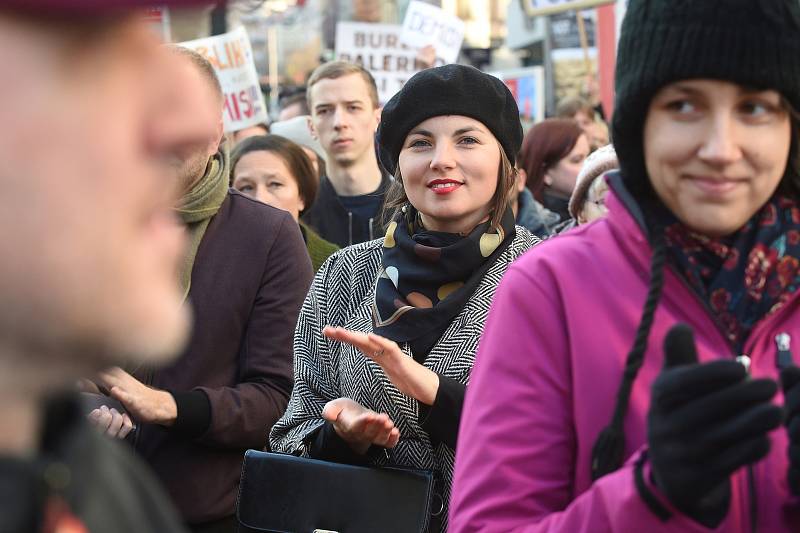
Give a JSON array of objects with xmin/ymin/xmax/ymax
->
[{"xmin": 449, "ymin": 175, "xmax": 800, "ymax": 532}]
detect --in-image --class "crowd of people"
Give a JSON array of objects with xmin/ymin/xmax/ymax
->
[{"xmin": 1, "ymin": 0, "xmax": 799, "ymax": 532}]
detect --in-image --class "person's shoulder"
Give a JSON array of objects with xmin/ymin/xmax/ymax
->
[
  {"xmin": 220, "ymin": 191, "xmax": 307, "ymax": 264},
  {"xmin": 224, "ymin": 190, "xmax": 306, "ymax": 246},
  {"xmin": 303, "ymin": 224, "xmax": 339, "ymax": 253},
  {"xmin": 512, "ymin": 225, "xmax": 541, "ymax": 250},
  {"xmin": 68, "ymin": 421, "xmax": 188, "ymax": 532},
  {"xmin": 311, "ymin": 239, "xmax": 384, "ymax": 308},
  {"xmin": 321, "ymin": 238, "xmax": 383, "ymax": 271},
  {"xmin": 226, "ymin": 188, "xmax": 293, "ymax": 225},
  {"xmin": 512, "ymin": 216, "xmax": 617, "ymax": 278},
  {"xmin": 320, "ymin": 239, "xmax": 383, "ymax": 280},
  {"xmin": 303, "ymin": 224, "xmax": 340, "ymax": 268}
]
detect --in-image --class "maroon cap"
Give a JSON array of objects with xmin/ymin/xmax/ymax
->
[{"xmin": 1, "ymin": 1, "xmax": 218, "ymax": 14}]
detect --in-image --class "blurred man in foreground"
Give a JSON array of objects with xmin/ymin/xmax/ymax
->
[{"xmin": 0, "ymin": 4, "xmax": 200, "ymax": 532}]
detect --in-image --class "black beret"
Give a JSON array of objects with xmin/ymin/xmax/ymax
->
[{"xmin": 377, "ymin": 64, "xmax": 523, "ymax": 175}]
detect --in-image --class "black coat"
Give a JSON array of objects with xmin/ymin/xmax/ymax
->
[
  {"xmin": 133, "ymin": 190, "xmax": 313, "ymax": 524},
  {"xmin": 301, "ymin": 173, "xmax": 392, "ymax": 248},
  {"xmin": 0, "ymin": 396, "xmax": 187, "ymax": 533}
]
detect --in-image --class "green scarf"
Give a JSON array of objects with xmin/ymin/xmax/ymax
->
[{"xmin": 175, "ymin": 146, "xmax": 230, "ymax": 300}]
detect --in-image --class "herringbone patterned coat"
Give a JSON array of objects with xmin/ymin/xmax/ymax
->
[{"xmin": 270, "ymin": 228, "xmax": 538, "ymax": 527}]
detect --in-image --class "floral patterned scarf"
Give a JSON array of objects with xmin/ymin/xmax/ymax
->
[{"xmin": 663, "ymin": 195, "xmax": 800, "ymax": 352}]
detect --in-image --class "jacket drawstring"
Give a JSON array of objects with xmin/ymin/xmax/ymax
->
[
  {"xmin": 348, "ymin": 212, "xmax": 353, "ymax": 246},
  {"xmin": 591, "ymin": 228, "xmax": 667, "ymax": 480}
]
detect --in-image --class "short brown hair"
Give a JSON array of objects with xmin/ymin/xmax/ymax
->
[
  {"xmin": 306, "ymin": 61, "xmax": 379, "ymax": 110},
  {"xmin": 383, "ymin": 142, "xmax": 516, "ymax": 232},
  {"xmin": 166, "ymin": 44, "xmax": 223, "ymax": 100},
  {"xmin": 556, "ymin": 96, "xmax": 596, "ymax": 121},
  {"xmin": 230, "ymin": 135, "xmax": 318, "ymax": 216},
  {"xmin": 280, "ymin": 93, "xmax": 310, "ymax": 115}
]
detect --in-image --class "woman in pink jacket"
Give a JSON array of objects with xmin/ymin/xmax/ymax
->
[{"xmin": 449, "ymin": 1, "xmax": 800, "ymax": 531}]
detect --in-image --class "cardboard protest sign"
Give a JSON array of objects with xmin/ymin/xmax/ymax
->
[
  {"xmin": 400, "ymin": 1, "xmax": 465, "ymax": 64},
  {"xmin": 490, "ymin": 67, "xmax": 546, "ymax": 123},
  {"xmin": 180, "ymin": 27, "xmax": 268, "ymax": 133},
  {"xmin": 520, "ymin": 0, "xmax": 614, "ymax": 17},
  {"xmin": 335, "ymin": 22, "xmax": 445, "ymax": 104}
]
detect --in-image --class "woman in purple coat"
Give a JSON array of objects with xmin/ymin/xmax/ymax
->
[{"xmin": 449, "ymin": 1, "xmax": 800, "ymax": 531}]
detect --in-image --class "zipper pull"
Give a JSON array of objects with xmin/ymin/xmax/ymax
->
[
  {"xmin": 736, "ymin": 355, "xmax": 751, "ymax": 374},
  {"xmin": 775, "ymin": 332, "xmax": 793, "ymax": 370}
]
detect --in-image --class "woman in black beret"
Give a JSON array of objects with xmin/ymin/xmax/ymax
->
[{"xmin": 270, "ymin": 64, "xmax": 539, "ymax": 530}]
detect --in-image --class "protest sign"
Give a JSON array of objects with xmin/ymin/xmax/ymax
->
[
  {"xmin": 180, "ymin": 27, "xmax": 268, "ymax": 133},
  {"xmin": 520, "ymin": 0, "xmax": 614, "ymax": 17},
  {"xmin": 335, "ymin": 22, "xmax": 445, "ymax": 104},
  {"xmin": 490, "ymin": 67, "xmax": 546, "ymax": 123},
  {"xmin": 400, "ymin": 1, "xmax": 465, "ymax": 64}
]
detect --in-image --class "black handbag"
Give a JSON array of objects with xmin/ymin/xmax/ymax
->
[{"xmin": 235, "ymin": 450, "xmax": 434, "ymax": 533}]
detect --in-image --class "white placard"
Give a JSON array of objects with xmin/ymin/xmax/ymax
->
[
  {"xmin": 400, "ymin": 1, "xmax": 465, "ymax": 64},
  {"xmin": 335, "ymin": 22, "xmax": 445, "ymax": 104},
  {"xmin": 180, "ymin": 27, "xmax": 268, "ymax": 133}
]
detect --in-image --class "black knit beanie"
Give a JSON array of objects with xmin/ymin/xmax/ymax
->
[
  {"xmin": 613, "ymin": 0, "xmax": 800, "ymax": 194},
  {"xmin": 377, "ymin": 64, "xmax": 523, "ymax": 175}
]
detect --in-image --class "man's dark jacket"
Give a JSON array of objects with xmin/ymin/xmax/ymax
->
[
  {"xmin": 301, "ymin": 173, "xmax": 392, "ymax": 248},
  {"xmin": 133, "ymin": 190, "xmax": 313, "ymax": 525},
  {"xmin": 0, "ymin": 396, "xmax": 187, "ymax": 533}
]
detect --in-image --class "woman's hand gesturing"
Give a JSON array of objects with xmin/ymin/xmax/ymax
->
[
  {"xmin": 322, "ymin": 397, "xmax": 400, "ymax": 454},
  {"xmin": 323, "ymin": 326, "xmax": 440, "ymax": 405}
]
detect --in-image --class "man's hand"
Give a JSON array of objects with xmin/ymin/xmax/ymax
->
[
  {"xmin": 322, "ymin": 398, "xmax": 400, "ymax": 455},
  {"xmin": 88, "ymin": 406, "xmax": 135, "ymax": 439},
  {"xmin": 415, "ymin": 45, "xmax": 436, "ymax": 70},
  {"xmin": 97, "ymin": 367, "xmax": 177, "ymax": 426}
]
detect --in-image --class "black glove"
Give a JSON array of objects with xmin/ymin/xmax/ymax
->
[
  {"xmin": 781, "ymin": 365, "xmax": 800, "ymax": 496},
  {"xmin": 647, "ymin": 324, "xmax": 782, "ymax": 527}
]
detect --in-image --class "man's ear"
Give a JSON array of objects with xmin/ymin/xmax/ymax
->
[
  {"xmin": 373, "ymin": 106, "xmax": 382, "ymax": 131},
  {"xmin": 212, "ymin": 118, "xmax": 224, "ymax": 152},
  {"xmin": 307, "ymin": 116, "xmax": 318, "ymax": 139}
]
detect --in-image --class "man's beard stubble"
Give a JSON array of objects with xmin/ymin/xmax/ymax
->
[{"xmin": 171, "ymin": 150, "xmax": 211, "ymax": 195}]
